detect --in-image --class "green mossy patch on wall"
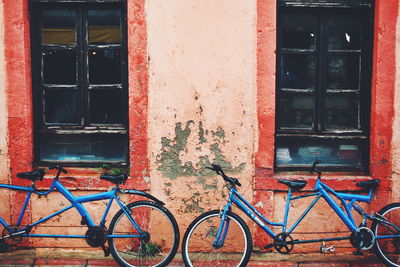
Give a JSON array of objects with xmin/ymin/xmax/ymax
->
[{"xmin": 156, "ymin": 121, "xmax": 245, "ymax": 186}]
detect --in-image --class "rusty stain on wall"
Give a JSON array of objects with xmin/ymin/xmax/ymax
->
[{"xmin": 156, "ymin": 121, "xmax": 245, "ymax": 181}]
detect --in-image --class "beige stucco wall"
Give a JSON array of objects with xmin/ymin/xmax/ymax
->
[
  {"xmin": 0, "ymin": 1, "xmax": 10, "ymax": 222},
  {"xmin": 392, "ymin": 4, "xmax": 400, "ymax": 202},
  {"xmin": 146, "ymin": 0, "xmax": 257, "ymax": 227}
]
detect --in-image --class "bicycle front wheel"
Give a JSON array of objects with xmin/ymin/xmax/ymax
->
[
  {"xmin": 372, "ymin": 202, "xmax": 400, "ymax": 267},
  {"xmin": 108, "ymin": 200, "xmax": 179, "ymax": 267},
  {"xmin": 182, "ymin": 210, "xmax": 252, "ymax": 267}
]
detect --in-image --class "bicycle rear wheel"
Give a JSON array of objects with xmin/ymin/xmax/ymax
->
[
  {"xmin": 372, "ymin": 202, "xmax": 400, "ymax": 267},
  {"xmin": 108, "ymin": 200, "xmax": 179, "ymax": 267},
  {"xmin": 182, "ymin": 210, "xmax": 252, "ymax": 267}
]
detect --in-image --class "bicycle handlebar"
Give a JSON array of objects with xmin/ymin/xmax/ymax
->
[
  {"xmin": 206, "ymin": 164, "xmax": 241, "ymax": 187},
  {"xmin": 49, "ymin": 165, "xmax": 68, "ymax": 174},
  {"xmin": 311, "ymin": 160, "xmax": 322, "ymax": 179}
]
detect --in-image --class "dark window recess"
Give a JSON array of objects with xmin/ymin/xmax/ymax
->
[
  {"xmin": 275, "ymin": 4, "xmax": 373, "ymax": 171},
  {"xmin": 31, "ymin": 1, "xmax": 128, "ymax": 165}
]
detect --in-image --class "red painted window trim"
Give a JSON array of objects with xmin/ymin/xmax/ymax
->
[
  {"xmin": 5, "ymin": 0, "xmax": 149, "ymax": 191},
  {"xmin": 255, "ymin": 0, "xmax": 397, "ymax": 192}
]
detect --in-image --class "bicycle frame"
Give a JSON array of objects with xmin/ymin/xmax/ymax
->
[
  {"xmin": 0, "ymin": 178, "xmax": 144, "ymax": 239},
  {"xmin": 215, "ymin": 178, "xmax": 393, "ymax": 247}
]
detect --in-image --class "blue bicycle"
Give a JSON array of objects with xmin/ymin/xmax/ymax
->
[
  {"xmin": 182, "ymin": 162, "xmax": 400, "ymax": 267},
  {"xmin": 0, "ymin": 165, "xmax": 179, "ymax": 267}
]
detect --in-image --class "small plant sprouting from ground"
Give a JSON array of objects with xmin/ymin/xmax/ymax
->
[{"xmin": 138, "ymin": 242, "xmax": 162, "ymax": 257}]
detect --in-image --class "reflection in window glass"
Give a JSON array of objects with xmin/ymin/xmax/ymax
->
[
  {"xmin": 89, "ymin": 49, "xmax": 121, "ymax": 84},
  {"xmin": 43, "ymin": 50, "xmax": 76, "ymax": 84},
  {"xmin": 90, "ymin": 89, "xmax": 123, "ymax": 124},
  {"xmin": 45, "ymin": 90, "xmax": 79, "ymax": 124},
  {"xmin": 281, "ymin": 54, "xmax": 315, "ymax": 89},
  {"xmin": 324, "ymin": 96, "xmax": 359, "ymax": 130},
  {"xmin": 327, "ymin": 14, "xmax": 362, "ymax": 50},
  {"xmin": 88, "ymin": 10, "xmax": 121, "ymax": 44},
  {"xmin": 41, "ymin": 9, "xmax": 76, "ymax": 45},
  {"xmin": 327, "ymin": 55, "xmax": 360, "ymax": 90},
  {"xmin": 276, "ymin": 139, "xmax": 363, "ymax": 167},
  {"xmin": 40, "ymin": 134, "xmax": 127, "ymax": 162},
  {"xmin": 282, "ymin": 14, "xmax": 317, "ymax": 50},
  {"xmin": 278, "ymin": 95, "xmax": 314, "ymax": 129}
]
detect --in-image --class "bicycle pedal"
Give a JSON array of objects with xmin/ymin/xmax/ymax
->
[
  {"xmin": 264, "ymin": 243, "xmax": 275, "ymax": 250},
  {"xmin": 101, "ymin": 244, "xmax": 110, "ymax": 257}
]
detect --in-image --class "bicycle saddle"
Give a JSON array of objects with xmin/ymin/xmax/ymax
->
[
  {"xmin": 100, "ymin": 173, "xmax": 128, "ymax": 185},
  {"xmin": 356, "ymin": 179, "xmax": 380, "ymax": 189},
  {"xmin": 278, "ymin": 179, "xmax": 307, "ymax": 191},
  {"xmin": 16, "ymin": 169, "xmax": 45, "ymax": 181}
]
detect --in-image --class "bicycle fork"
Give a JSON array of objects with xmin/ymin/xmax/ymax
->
[{"xmin": 212, "ymin": 205, "xmax": 232, "ymax": 249}]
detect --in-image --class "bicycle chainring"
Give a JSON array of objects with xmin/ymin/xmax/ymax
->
[
  {"xmin": 274, "ymin": 232, "xmax": 294, "ymax": 254},
  {"xmin": 85, "ymin": 226, "xmax": 107, "ymax": 247},
  {"xmin": 2, "ymin": 225, "xmax": 24, "ymax": 247},
  {"xmin": 350, "ymin": 227, "xmax": 375, "ymax": 250}
]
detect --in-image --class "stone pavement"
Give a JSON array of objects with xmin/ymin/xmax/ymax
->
[{"xmin": 0, "ymin": 250, "xmax": 386, "ymax": 266}]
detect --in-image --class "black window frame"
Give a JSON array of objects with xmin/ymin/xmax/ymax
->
[
  {"xmin": 275, "ymin": 0, "xmax": 374, "ymax": 172},
  {"xmin": 30, "ymin": 0, "xmax": 129, "ymax": 167}
]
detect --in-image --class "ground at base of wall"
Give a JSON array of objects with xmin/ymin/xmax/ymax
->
[{"xmin": 0, "ymin": 249, "xmax": 385, "ymax": 266}]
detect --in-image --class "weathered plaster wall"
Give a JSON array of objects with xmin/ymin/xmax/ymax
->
[
  {"xmin": 146, "ymin": 0, "xmax": 257, "ymax": 228},
  {"xmin": 392, "ymin": 3, "xmax": 400, "ymax": 202},
  {"xmin": 0, "ymin": 0, "xmax": 10, "ymax": 223}
]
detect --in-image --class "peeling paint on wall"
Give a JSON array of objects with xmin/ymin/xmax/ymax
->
[{"xmin": 156, "ymin": 121, "xmax": 245, "ymax": 182}]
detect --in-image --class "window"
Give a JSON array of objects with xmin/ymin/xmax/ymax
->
[
  {"xmin": 275, "ymin": 0, "xmax": 373, "ymax": 171},
  {"xmin": 30, "ymin": 0, "xmax": 128, "ymax": 165}
]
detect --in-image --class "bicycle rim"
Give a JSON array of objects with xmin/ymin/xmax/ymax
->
[
  {"xmin": 183, "ymin": 210, "xmax": 252, "ymax": 267},
  {"xmin": 109, "ymin": 201, "xmax": 179, "ymax": 267},
  {"xmin": 373, "ymin": 203, "xmax": 400, "ymax": 267}
]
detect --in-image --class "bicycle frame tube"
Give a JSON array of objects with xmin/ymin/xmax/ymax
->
[{"xmin": 218, "ymin": 180, "xmax": 374, "ymax": 244}]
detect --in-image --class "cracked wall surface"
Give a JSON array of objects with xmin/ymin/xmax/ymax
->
[
  {"xmin": 392, "ymin": 4, "xmax": 400, "ymax": 202},
  {"xmin": 147, "ymin": 0, "xmax": 256, "ymax": 227}
]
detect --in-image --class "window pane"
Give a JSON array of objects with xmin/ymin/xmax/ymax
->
[
  {"xmin": 44, "ymin": 90, "xmax": 79, "ymax": 124},
  {"xmin": 324, "ymin": 95, "xmax": 360, "ymax": 130},
  {"xmin": 280, "ymin": 54, "xmax": 315, "ymax": 90},
  {"xmin": 89, "ymin": 48, "xmax": 121, "ymax": 84},
  {"xmin": 88, "ymin": 10, "xmax": 121, "ymax": 44},
  {"xmin": 327, "ymin": 14, "xmax": 362, "ymax": 50},
  {"xmin": 90, "ymin": 89, "xmax": 123, "ymax": 124},
  {"xmin": 41, "ymin": 9, "xmax": 75, "ymax": 45},
  {"xmin": 327, "ymin": 55, "xmax": 360, "ymax": 90},
  {"xmin": 43, "ymin": 50, "xmax": 76, "ymax": 84},
  {"xmin": 39, "ymin": 134, "xmax": 127, "ymax": 162},
  {"xmin": 276, "ymin": 139, "xmax": 364, "ymax": 168},
  {"xmin": 278, "ymin": 95, "xmax": 314, "ymax": 129},
  {"xmin": 282, "ymin": 13, "xmax": 317, "ymax": 50}
]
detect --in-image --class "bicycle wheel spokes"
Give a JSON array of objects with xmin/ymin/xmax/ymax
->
[
  {"xmin": 373, "ymin": 203, "xmax": 400, "ymax": 267},
  {"xmin": 183, "ymin": 210, "xmax": 252, "ymax": 267},
  {"xmin": 109, "ymin": 201, "xmax": 179, "ymax": 267}
]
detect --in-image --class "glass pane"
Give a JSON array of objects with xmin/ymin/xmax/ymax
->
[
  {"xmin": 41, "ymin": 9, "xmax": 76, "ymax": 45},
  {"xmin": 278, "ymin": 95, "xmax": 314, "ymax": 129},
  {"xmin": 282, "ymin": 13, "xmax": 317, "ymax": 50},
  {"xmin": 39, "ymin": 134, "xmax": 127, "ymax": 162},
  {"xmin": 88, "ymin": 10, "xmax": 121, "ymax": 44},
  {"xmin": 89, "ymin": 48, "xmax": 121, "ymax": 84},
  {"xmin": 327, "ymin": 55, "xmax": 360, "ymax": 90},
  {"xmin": 327, "ymin": 14, "xmax": 362, "ymax": 50},
  {"xmin": 276, "ymin": 139, "xmax": 364, "ymax": 168},
  {"xmin": 43, "ymin": 50, "xmax": 76, "ymax": 84},
  {"xmin": 280, "ymin": 54, "xmax": 315, "ymax": 90},
  {"xmin": 44, "ymin": 90, "xmax": 79, "ymax": 124},
  {"xmin": 324, "ymin": 95, "xmax": 360, "ymax": 130},
  {"xmin": 90, "ymin": 89, "xmax": 123, "ymax": 124}
]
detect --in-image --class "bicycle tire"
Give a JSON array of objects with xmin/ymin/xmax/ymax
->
[
  {"xmin": 182, "ymin": 210, "xmax": 252, "ymax": 267},
  {"xmin": 108, "ymin": 200, "xmax": 179, "ymax": 267},
  {"xmin": 372, "ymin": 202, "xmax": 400, "ymax": 267}
]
